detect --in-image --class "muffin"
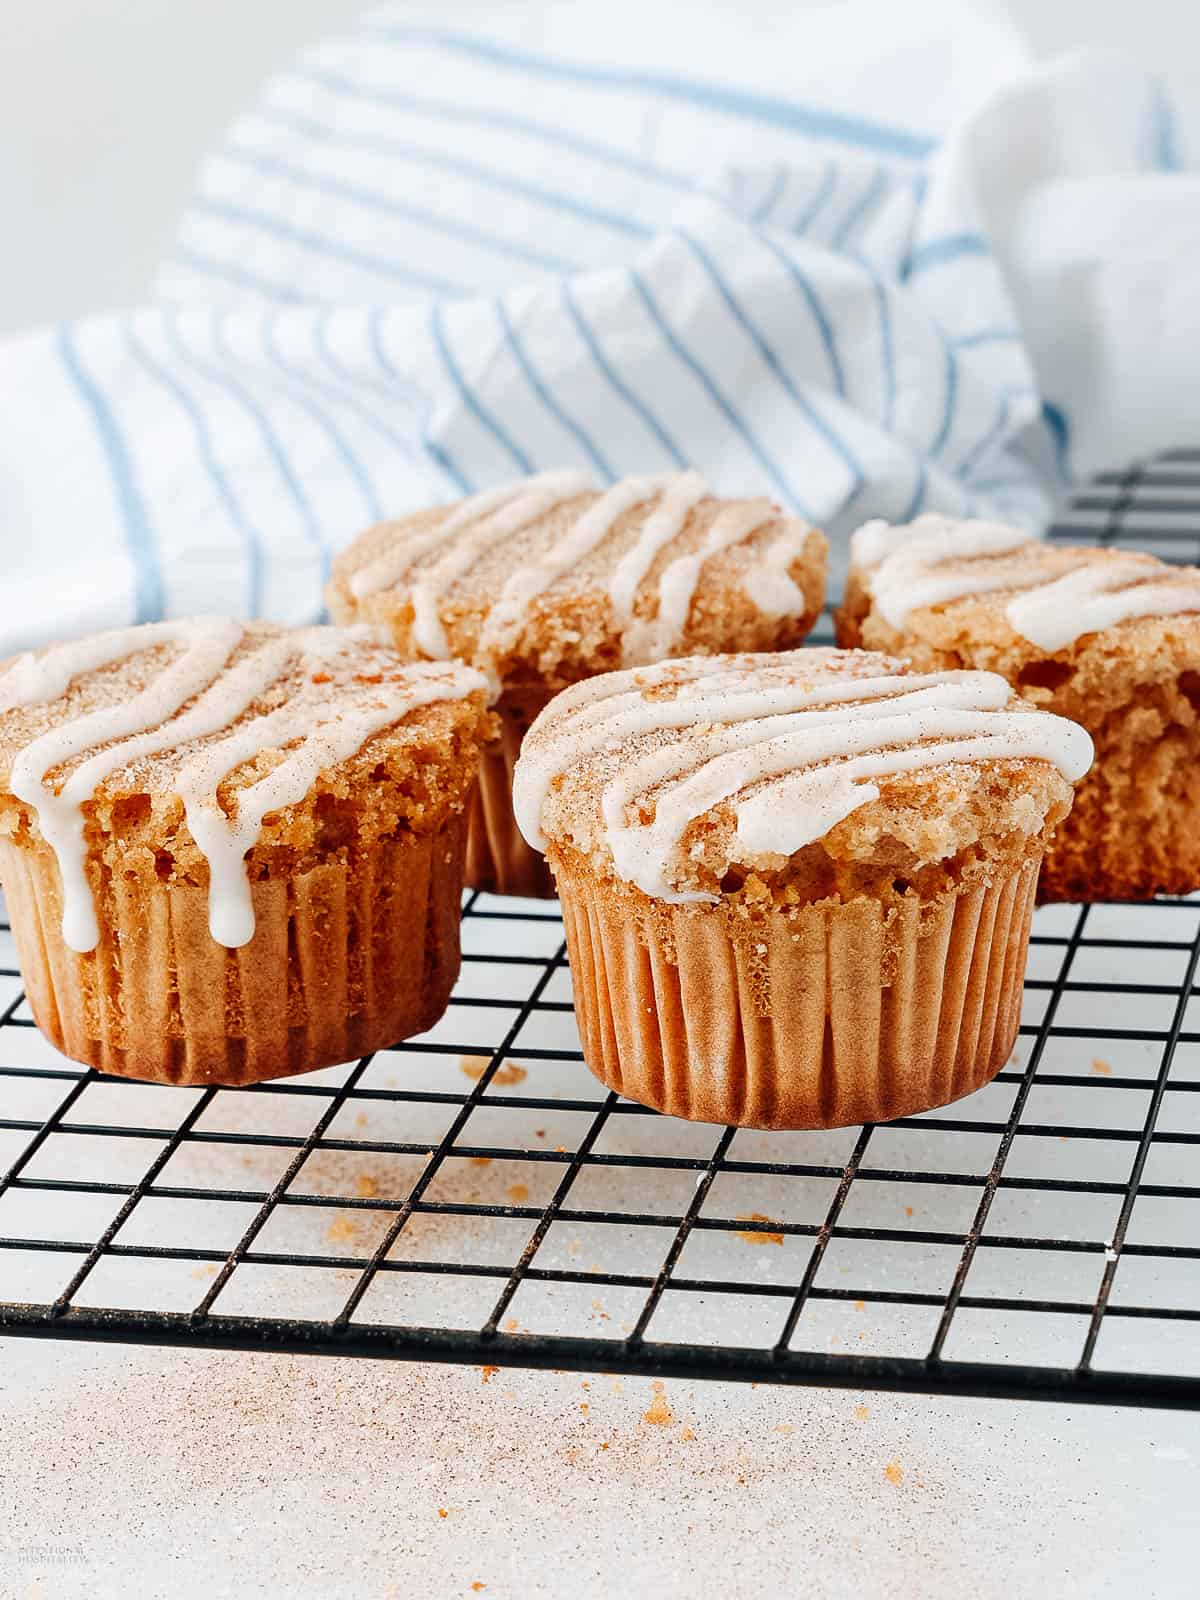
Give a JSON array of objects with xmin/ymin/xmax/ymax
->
[
  {"xmin": 837, "ymin": 514, "xmax": 1200, "ymax": 900},
  {"xmin": 0, "ymin": 619, "xmax": 492, "ymax": 1086},
  {"xmin": 327, "ymin": 469, "xmax": 828, "ymax": 897},
  {"xmin": 512, "ymin": 650, "xmax": 1091, "ymax": 1129}
]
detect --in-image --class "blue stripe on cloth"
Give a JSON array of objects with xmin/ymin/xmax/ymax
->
[
  {"xmin": 559, "ymin": 279, "xmax": 687, "ymax": 469},
  {"xmin": 169, "ymin": 246, "xmax": 312, "ymax": 305},
  {"xmin": 627, "ymin": 267, "xmax": 803, "ymax": 512},
  {"xmin": 792, "ymin": 160, "xmax": 837, "ymax": 236},
  {"xmin": 953, "ymin": 327, "xmax": 1023, "ymax": 350},
  {"xmin": 854, "ymin": 260, "xmax": 896, "ymax": 432},
  {"xmin": 221, "ymin": 144, "xmax": 579, "ymax": 274},
  {"xmin": 310, "ymin": 309, "xmax": 424, "ymax": 474},
  {"xmin": 294, "ymin": 64, "xmax": 695, "ymax": 191},
  {"xmin": 56, "ymin": 322, "xmax": 163, "ymax": 622},
  {"xmin": 164, "ymin": 309, "xmax": 328, "ymax": 579},
  {"xmin": 252, "ymin": 315, "xmax": 383, "ymax": 522},
  {"xmin": 253, "ymin": 105, "xmax": 652, "ymax": 239},
  {"xmin": 957, "ymin": 395, "xmax": 1013, "ymax": 481},
  {"xmin": 192, "ymin": 196, "xmax": 467, "ymax": 297},
  {"xmin": 123, "ymin": 318, "xmax": 264, "ymax": 615},
  {"xmin": 1041, "ymin": 401, "xmax": 1072, "ymax": 481},
  {"xmin": 904, "ymin": 232, "xmax": 989, "ymax": 275},
  {"xmin": 429, "ymin": 303, "xmax": 534, "ymax": 475},
  {"xmin": 361, "ymin": 22, "xmax": 936, "ymax": 158},
  {"xmin": 929, "ymin": 341, "xmax": 958, "ymax": 460},
  {"xmin": 367, "ymin": 307, "xmax": 473, "ymax": 495},
  {"xmin": 494, "ymin": 299, "xmax": 615, "ymax": 481},
  {"xmin": 753, "ymin": 232, "xmax": 846, "ymax": 398},
  {"xmin": 676, "ymin": 229, "xmax": 860, "ymax": 500},
  {"xmin": 831, "ymin": 164, "xmax": 887, "ymax": 250},
  {"xmin": 751, "ymin": 165, "xmax": 788, "ymax": 225},
  {"xmin": 898, "ymin": 457, "xmax": 928, "ymax": 523}
]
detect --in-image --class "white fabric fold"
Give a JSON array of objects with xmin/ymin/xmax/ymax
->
[{"xmin": 0, "ymin": 2, "xmax": 1192, "ymax": 654}]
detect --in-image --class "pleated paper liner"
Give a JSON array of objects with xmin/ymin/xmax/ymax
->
[
  {"xmin": 464, "ymin": 687, "xmax": 556, "ymax": 898},
  {"xmin": 554, "ymin": 853, "xmax": 1039, "ymax": 1129},
  {"xmin": 0, "ymin": 815, "xmax": 467, "ymax": 1087}
]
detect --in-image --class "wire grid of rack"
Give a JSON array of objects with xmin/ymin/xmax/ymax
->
[{"xmin": 1, "ymin": 454, "xmax": 1199, "ymax": 1408}]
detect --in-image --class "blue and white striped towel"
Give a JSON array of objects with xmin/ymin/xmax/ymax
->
[{"xmin": 0, "ymin": 1, "xmax": 1194, "ymax": 655}]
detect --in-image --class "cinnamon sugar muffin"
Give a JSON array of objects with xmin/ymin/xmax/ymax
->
[
  {"xmin": 837, "ymin": 515, "xmax": 1200, "ymax": 900},
  {"xmin": 327, "ymin": 470, "xmax": 827, "ymax": 897},
  {"xmin": 512, "ymin": 650, "xmax": 1091, "ymax": 1129},
  {"xmin": 0, "ymin": 620, "xmax": 492, "ymax": 1086}
]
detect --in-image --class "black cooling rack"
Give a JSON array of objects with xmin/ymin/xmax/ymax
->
[{"xmin": 1, "ymin": 454, "xmax": 1199, "ymax": 1409}]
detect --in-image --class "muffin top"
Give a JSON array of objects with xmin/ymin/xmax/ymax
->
[
  {"xmin": 0, "ymin": 619, "xmax": 491, "ymax": 950},
  {"xmin": 327, "ymin": 469, "xmax": 827, "ymax": 695},
  {"xmin": 844, "ymin": 514, "xmax": 1200, "ymax": 651},
  {"xmin": 513, "ymin": 649, "xmax": 1092, "ymax": 903}
]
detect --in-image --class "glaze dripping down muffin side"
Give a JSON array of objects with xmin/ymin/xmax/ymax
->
[{"xmin": 0, "ymin": 620, "xmax": 493, "ymax": 1085}]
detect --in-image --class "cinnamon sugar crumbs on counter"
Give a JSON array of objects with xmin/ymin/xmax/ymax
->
[
  {"xmin": 854, "ymin": 1300, "xmax": 866, "ymax": 1312},
  {"xmin": 904, "ymin": 1206, "xmax": 914, "ymax": 1218},
  {"xmin": 355, "ymin": 1113, "xmax": 370, "ymax": 1128},
  {"xmin": 1092, "ymin": 1059, "xmax": 1114, "ymax": 1076},
  {"xmin": 437, "ymin": 1508, "xmax": 449, "ymax": 1519},
  {"xmin": 855, "ymin": 1405, "xmax": 871, "ymax": 1421},
  {"xmin": 469, "ymin": 1156, "xmax": 492, "ymax": 1168},
  {"xmin": 503, "ymin": 1318, "xmax": 519, "ymax": 1333},
  {"xmin": 480, "ymin": 1366, "xmax": 499, "ymax": 1384},
  {"xmin": 680, "ymin": 1426, "xmax": 696, "ymax": 1442},
  {"xmin": 471, "ymin": 1585, "xmax": 486, "ymax": 1593},
  {"xmin": 506, "ymin": 1183, "xmax": 531, "ymax": 1203},
  {"xmin": 884, "ymin": 1460, "xmax": 904, "ymax": 1486},
  {"xmin": 326, "ymin": 1216, "xmax": 359, "ymax": 1246},
  {"xmin": 735, "ymin": 1213, "xmax": 784, "ymax": 1246},
  {"xmin": 459, "ymin": 1056, "xmax": 528, "ymax": 1086},
  {"xmin": 356, "ymin": 1175, "xmax": 380, "ymax": 1199},
  {"xmin": 643, "ymin": 1382, "xmax": 673, "ymax": 1426}
]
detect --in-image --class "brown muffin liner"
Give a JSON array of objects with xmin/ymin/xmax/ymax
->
[
  {"xmin": 465, "ymin": 688, "xmax": 556, "ymax": 898},
  {"xmin": 554, "ymin": 855, "xmax": 1039, "ymax": 1129},
  {"xmin": 0, "ymin": 816, "xmax": 467, "ymax": 1087}
]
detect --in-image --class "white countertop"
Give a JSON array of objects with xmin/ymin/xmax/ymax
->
[{"xmin": 1, "ymin": 1334, "xmax": 1195, "ymax": 1599}]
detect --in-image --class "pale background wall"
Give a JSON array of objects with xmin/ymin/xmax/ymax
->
[{"xmin": 0, "ymin": 0, "xmax": 1196, "ymax": 335}]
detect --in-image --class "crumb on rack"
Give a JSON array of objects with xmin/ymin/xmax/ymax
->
[
  {"xmin": 735, "ymin": 1213, "xmax": 784, "ymax": 1245},
  {"xmin": 459, "ymin": 1055, "xmax": 528, "ymax": 1086},
  {"xmin": 481, "ymin": 1365, "xmax": 498, "ymax": 1384},
  {"xmin": 1092, "ymin": 1058, "xmax": 1113, "ymax": 1076},
  {"xmin": 884, "ymin": 1460, "xmax": 904, "ymax": 1486}
]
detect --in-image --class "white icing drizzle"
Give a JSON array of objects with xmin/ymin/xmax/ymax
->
[
  {"xmin": 409, "ymin": 469, "xmax": 593, "ymax": 658},
  {"xmin": 174, "ymin": 663, "xmax": 475, "ymax": 947},
  {"xmin": 347, "ymin": 480, "xmax": 533, "ymax": 601},
  {"xmin": 341, "ymin": 469, "xmax": 816, "ymax": 675},
  {"xmin": 477, "ymin": 472, "xmax": 675, "ymax": 664},
  {"xmin": 609, "ymin": 471, "xmax": 710, "ymax": 657},
  {"xmin": 512, "ymin": 659, "xmax": 1093, "ymax": 903},
  {"xmin": 853, "ymin": 514, "xmax": 1200, "ymax": 648},
  {"xmin": 2, "ymin": 624, "xmax": 484, "ymax": 951},
  {"xmin": 851, "ymin": 515, "xmax": 1032, "ymax": 629},
  {"xmin": 1004, "ymin": 559, "xmax": 1200, "ymax": 651}
]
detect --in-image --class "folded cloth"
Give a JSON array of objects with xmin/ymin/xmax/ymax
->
[{"xmin": 0, "ymin": 1, "xmax": 1194, "ymax": 655}]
